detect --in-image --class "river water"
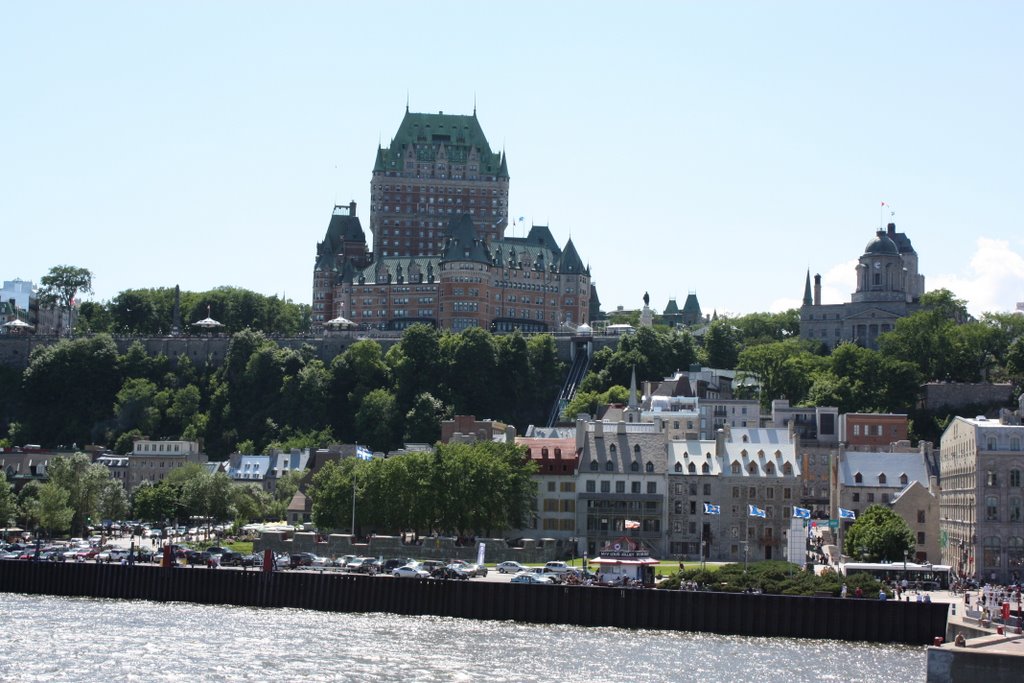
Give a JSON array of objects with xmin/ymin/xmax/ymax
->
[{"xmin": 0, "ymin": 594, "xmax": 925, "ymax": 682}]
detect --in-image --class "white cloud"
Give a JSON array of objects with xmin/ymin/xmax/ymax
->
[{"xmin": 929, "ymin": 237, "xmax": 1024, "ymax": 316}]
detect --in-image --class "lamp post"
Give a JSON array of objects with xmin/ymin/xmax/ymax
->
[{"xmin": 904, "ymin": 548, "xmax": 909, "ymax": 581}]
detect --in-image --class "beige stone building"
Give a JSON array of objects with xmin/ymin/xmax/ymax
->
[
  {"xmin": 939, "ymin": 413, "xmax": 1024, "ymax": 583},
  {"xmin": 126, "ymin": 439, "xmax": 207, "ymax": 493}
]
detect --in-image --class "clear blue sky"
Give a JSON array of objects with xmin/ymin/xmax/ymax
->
[{"xmin": 3, "ymin": 2, "xmax": 1022, "ymax": 319}]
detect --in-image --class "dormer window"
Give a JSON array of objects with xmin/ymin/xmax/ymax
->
[
  {"xmin": 646, "ymin": 462, "xmax": 654, "ymax": 473},
  {"xmin": 702, "ymin": 463, "xmax": 710, "ymax": 474},
  {"xmin": 899, "ymin": 473, "xmax": 908, "ymax": 486},
  {"xmin": 731, "ymin": 461, "xmax": 741, "ymax": 474},
  {"xmin": 605, "ymin": 461, "xmax": 614, "ymax": 472},
  {"xmin": 748, "ymin": 462, "xmax": 758, "ymax": 475},
  {"xmin": 855, "ymin": 472, "xmax": 863, "ymax": 484},
  {"xmin": 783, "ymin": 463, "xmax": 793, "ymax": 476},
  {"xmin": 674, "ymin": 462, "xmax": 683, "ymax": 473},
  {"xmin": 765, "ymin": 462, "xmax": 775, "ymax": 475},
  {"xmin": 631, "ymin": 461, "xmax": 639, "ymax": 472},
  {"xmin": 688, "ymin": 463, "xmax": 696, "ymax": 473},
  {"xmin": 590, "ymin": 460, "xmax": 598, "ymax": 471},
  {"xmin": 878, "ymin": 473, "xmax": 887, "ymax": 485}
]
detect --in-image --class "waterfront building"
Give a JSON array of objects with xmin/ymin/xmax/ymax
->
[
  {"xmin": 939, "ymin": 410, "xmax": 1024, "ymax": 583},
  {"xmin": 666, "ymin": 427, "xmax": 801, "ymax": 562},
  {"xmin": 574, "ymin": 417, "xmax": 668, "ymax": 557},
  {"xmin": 799, "ymin": 222, "xmax": 926, "ymax": 350},
  {"xmin": 126, "ymin": 439, "xmax": 207, "ymax": 493},
  {"xmin": 515, "ymin": 435, "xmax": 579, "ymax": 542}
]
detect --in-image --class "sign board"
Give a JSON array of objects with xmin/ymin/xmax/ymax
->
[{"xmin": 829, "ymin": 519, "xmax": 839, "ymax": 530}]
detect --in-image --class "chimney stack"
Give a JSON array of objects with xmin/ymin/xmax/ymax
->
[{"xmin": 813, "ymin": 274, "xmax": 822, "ymax": 306}]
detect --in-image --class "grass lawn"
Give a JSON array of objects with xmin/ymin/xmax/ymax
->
[{"xmin": 225, "ymin": 540, "xmax": 254, "ymax": 554}]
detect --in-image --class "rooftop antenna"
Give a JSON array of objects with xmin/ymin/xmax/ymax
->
[
  {"xmin": 406, "ymin": 90, "xmax": 410, "ymax": 113},
  {"xmin": 473, "ymin": 92, "xmax": 477, "ymax": 116}
]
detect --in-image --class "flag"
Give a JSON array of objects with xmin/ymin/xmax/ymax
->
[
  {"xmin": 624, "ymin": 519, "xmax": 640, "ymax": 529},
  {"xmin": 839, "ymin": 507, "xmax": 856, "ymax": 520},
  {"xmin": 881, "ymin": 201, "xmax": 887, "ymax": 206},
  {"xmin": 703, "ymin": 503, "xmax": 721, "ymax": 515},
  {"xmin": 748, "ymin": 504, "xmax": 766, "ymax": 519},
  {"xmin": 518, "ymin": 216, "xmax": 525, "ymax": 223},
  {"xmin": 793, "ymin": 506, "xmax": 811, "ymax": 519},
  {"xmin": 356, "ymin": 446, "xmax": 374, "ymax": 461}
]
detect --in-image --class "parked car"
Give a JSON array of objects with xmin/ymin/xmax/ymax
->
[
  {"xmin": 543, "ymin": 561, "xmax": 570, "ymax": 574},
  {"xmin": 496, "ymin": 561, "xmax": 527, "ymax": 574},
  {"xmin": 528, "ymin": 567, "xmax": 562, "ymax": 584},
  {"xmin": 511, "ymin": 573, "xmax": 554, "ymax": 585},
  {"xmin": 393, "ymin": 564, "xmax": 430, "ymax": 579},
  {"xmin": 219, "ymin": 550, "xmax": 244, "ymax": 566},
  {"xmin": 381, "ymin": 558, "xmax": 412, "ymax": 572},
  {"xmin": 289, "ymin": 552, "xmax": 318, "ymax": 569}
]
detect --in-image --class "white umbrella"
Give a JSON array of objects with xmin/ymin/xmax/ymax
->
[
  {"xmin": 191, "ymin": 305, "xmax": 223, "ymax": 329},
  {"xmin": 325, "ymin": 316, "xmax": 356, "ymax": 329},
  {"xmin": 3, "ymin": 319, "xmax": 33, "ymax": 330}
]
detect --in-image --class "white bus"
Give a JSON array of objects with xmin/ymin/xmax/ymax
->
[
  {"xmin": 840, "ymin": 561, "xmax": 952, "ymax": 590},
  {"xmin": 605, "ymin": 324, "xmax": 636, "ymax": 336}
]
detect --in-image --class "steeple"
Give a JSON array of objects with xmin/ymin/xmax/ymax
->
[
  {"xmin": 803, "ymin": 270, "xmax": 813, "ymax": 306},
  {"xmin": 629, "ymin": 366, "xmax": 638, "ymax": 409}
]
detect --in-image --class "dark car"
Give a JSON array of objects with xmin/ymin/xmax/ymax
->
[
  {"xmin": 218, "ymin": 550, "xmax": 243, "ymax": 566},
  {"xmin": 382, "ymin": 558, "xmax": 412, "ymax": 572},
  {"xmin": 290, "ymin": 552, "xmax": 317, "ymax": 569}
]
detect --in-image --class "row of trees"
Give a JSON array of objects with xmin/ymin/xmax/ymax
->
[
  {"xmin": 77, "ymin": 286, "xmax": 311, "ymax": 336},
  {"xmin": 0, "ymin": 455, "xmax": 305, "ymax": 537},
  {"xmin": 310, "ymin": 441, "xmax": 537, "ymax": 536},
  {"xmin": 3, "ymin": 324, "xmax": 564, "ymax": 456}
]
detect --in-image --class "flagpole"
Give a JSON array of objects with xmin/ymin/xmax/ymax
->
[{"xmin": 699, "ymin": 515, "xmax": 705, "ymax": 570}]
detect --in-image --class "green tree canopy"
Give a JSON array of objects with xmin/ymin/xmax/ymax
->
[
  {"xmin": 39, "ymin": 265, "xmax": 94, "ymax": 337},
  {"xmin": 842, "ymin": 504, "xmax": 915, "ymax": 562}
]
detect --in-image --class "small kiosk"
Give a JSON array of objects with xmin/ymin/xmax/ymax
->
[{"xmin": 589, "ymin": 536, "xmax": 659, "ymax": 586}]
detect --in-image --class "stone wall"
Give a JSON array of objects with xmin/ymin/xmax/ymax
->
[{"xmin": 919, "ymin": 383, "xmax": 1014, "ymax": 412}]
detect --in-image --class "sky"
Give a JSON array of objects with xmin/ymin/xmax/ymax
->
[{"xmin": 3, "ymin": 2, "xmax": 1023, "ymax": 319}]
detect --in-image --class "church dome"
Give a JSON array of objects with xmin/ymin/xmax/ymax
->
[{"xmin": 864, "ymin": 230, "xmax": 898, "ymax": 256}]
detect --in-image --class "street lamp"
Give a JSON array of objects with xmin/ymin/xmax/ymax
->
[{"xmin": 904, "ymin": 548, "xmax": 909, "ymax": 581}]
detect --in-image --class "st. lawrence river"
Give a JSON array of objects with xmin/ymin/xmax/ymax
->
[{"xmin": 0, "ymin": 594, "xmax": 926, "ymax": 682}]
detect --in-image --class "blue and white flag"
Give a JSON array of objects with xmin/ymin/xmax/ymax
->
[
  {"xmin": 793, "ymin": 506, "xmax": 812, "ymax": 519},
  {"xmin": 838, "ymin": 507, "xmax": 856, "ymax": 520},
  {"xmin": 703, "ymin": 503, "xmax": 721, "ymax": 515},
  {"xmin": 356, "ymin": 446, "xmax": 374, "ymax": 461},
  {"xmin": 748, "ymin": 504, "xmax": 766, "ymax": 519}
]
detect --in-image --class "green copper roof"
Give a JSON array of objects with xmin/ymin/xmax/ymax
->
[
  {"xmin": 663, "ymin": 298, "xmax": 680, "ymax": 315},
  {"xmin": 377, "ymin": 110, "xmax": 504, "ymax": 174}
]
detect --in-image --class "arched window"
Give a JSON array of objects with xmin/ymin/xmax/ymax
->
[
  {"xmin": 554, "ymin": 448, "xmax": 561, "ymax": 457},
  {"xmin": 630, "ymin": 461, "xmax": 639, "ymax": 472},
  {"xmin": 605, "ymin": 460, "xmax": 614, "ymax": 472},
  {"xmin": 731, "ymin": 461, "xmax": 741, "ymax": 474},
  {"xmin": 1012, "ymin": 438, "xmax": 1021, "ymax": 451},
  {"xmin": 1008, "ymin": 537, "xmax": 1024, "ymax": 572},
  {"xmin": 590, "ymin": 460, "xmax": 598, "ymax": 471},
  {"xmin": 774, "ymin": 450, "xmax": 782, "ymax": 458},
  {"xmin": 609, "ymin": 444, "xmax": 617, "ymax": 455},
  {"xmin": 674, "ymin": 462, "xmax": 683, "ymax": 473},
  {"xmin": 1011, "ymin": 469, "xmax": 1021, "ymax": 488},
  {"xmin": 688, "ymin": 462, "xmax": 696, "ymax": 474},
  {"xmin": 541, "ymin": 447, "xmax": 548, "ymax": 457},
  {"xmin": 854, "ymin": 472, "xmax": 863, "ymax": 484},
  {"xmin": 702, "ymin": 463, "xmax": 710, "ymax": 474},
  {"xmin": 878, "ymin": 473, "xmax": 887, "ymax": 485},
  {"xmin": 765, "ymin": 462, "xmax": 774, "ymax": 475},
  {"xmin": 986, "ymin": 496, "xmax": 1000, "ymax": 521},
  {"xmin": 645, "ymin": 462, "xmax": 654, "ymax": 473},
  {"xmin": 983, "ymin": 536, "xmax": 1002, "ymax": 570},
  {"xmin": 633, "ymin": 444, "xmax": 641, "ymax": 456},
  {"xmin": 742, "ymin": 435, "xmax": 749, "ymax": 443},
  {"xmin": 783, "ymin": 463, "xmax": 793, "ymax": 476},
  {"xmin": 1009, "ymin": 496, "xmax": 1022, "ymax": 522},
  {"xmin": 748, "ymin": 462, "xmax": 758, "ymax": 475},
  {"xmin": 987, "ymin": 437, "xmax": 998, "ymax": 451},
  {"xmin": 988, "ymin": 471, "xmax": 999, "ymax": 487},
  {"xmin": 758, "ymin": 450, "xmax": 765, "ymax": 458},
  {"xmin": 740, "ymin": 449, "xmax": 748, "ymax": 458},
  {"xmin": 899, "ymin": 473, "xmax": 908, "ymax": 486}
]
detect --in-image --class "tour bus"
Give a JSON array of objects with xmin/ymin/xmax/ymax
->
[{"xmin": 839, "ymin": 561, "xmax": 952, "ymax": 590}]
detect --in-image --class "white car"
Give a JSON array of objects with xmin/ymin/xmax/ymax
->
[
  {"xmin": 543, "ymin": 561, "xmax": 570, "ymax": 574},
  {"xmin": 511, "ymin": 573, "xmax": 554, "ymax": 585},
  {"xmin": 496, "ymin": 561, "xmax": 527, "ymax": 574},
  {"xmin": 393, "ymin": 564, "xmax": 430, "ymax": 579}
]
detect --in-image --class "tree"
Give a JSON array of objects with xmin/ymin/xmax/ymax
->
[
  {"xmin": 38, "ymin": 265, "xmax": 94, "ymax": 337},
  {"xmin": 0, "ymin": 472, "xmax": 16, "ymax": 528},
  {"xmin": 703, "ymin": 319, "xmax": 739, "ymax": 369},
  {"xmin": 842, "ymin": 505, "xmax": 915, "ymax": 563},
  {"xmin": 36, "ymin": 482, "xmax": 74, "ymax": 536},
  {"xmin": 46, "ymin": 453, "xmax": 116, "ymax": 535},
  {"xmin": 404, "ymin": 392, "xmax": 447, "ymax": 444},
  {"xmin": 354, "ymin": 388, "xmax": 400, "ymax": 453}
]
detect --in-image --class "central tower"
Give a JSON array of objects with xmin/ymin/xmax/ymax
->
[{"xmin": 370, "ymin": 108, "xmax": 509, "ymax": 259}]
